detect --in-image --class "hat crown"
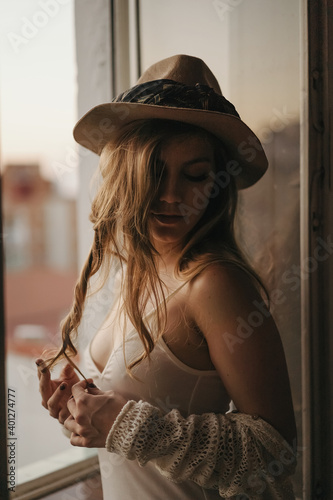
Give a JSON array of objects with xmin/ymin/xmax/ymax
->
[
  {"xmin": 73, "ymin": 54, "xmax": 268, "ymax": 188},
  {"xmin": 137, "ymin": 54, "xmax": 222, "ymax": 96}
]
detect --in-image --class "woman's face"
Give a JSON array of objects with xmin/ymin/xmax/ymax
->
[{"xmin": 149, "ymin": 133, "xmax": 216, "ymax": 253}]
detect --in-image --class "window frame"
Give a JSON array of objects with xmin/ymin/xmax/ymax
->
[
  {"xmin": 303, "ymin": 0, "xmax": 333, "ymax": 497},
  {"xmin": 10, "ymin": 449, "xmax": 98, "ymax": 500}
]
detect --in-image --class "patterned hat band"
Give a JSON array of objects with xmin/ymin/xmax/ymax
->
[
  {"xmin": 73, "ymin": 55, "xmax": 268, "ymax": 188},
  {"xmin": 112, "ymin": 79, "xmax": 240, "ymax": 118}
]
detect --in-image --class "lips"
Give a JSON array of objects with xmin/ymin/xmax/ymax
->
[{"xmin": 151, "ymin": 213, "xmax": 183, "ymax": 224}]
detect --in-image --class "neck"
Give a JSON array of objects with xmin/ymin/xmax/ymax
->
[{"xmin": 153, "ymin": 240, "xmax": 183, "ymax": 278}]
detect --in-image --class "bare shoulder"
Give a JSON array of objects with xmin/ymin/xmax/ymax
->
[
  {"xmin": 186, "ymin": 261, "xmax": 278, "ymax": 353},
  {"xmin": 187, "ymin": 262, "xmax": 265, "ymax": 325}
]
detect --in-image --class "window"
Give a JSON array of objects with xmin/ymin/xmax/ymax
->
[{"xmin": 1, "ymin": 1, "xmax": 97, "ymax": 496}]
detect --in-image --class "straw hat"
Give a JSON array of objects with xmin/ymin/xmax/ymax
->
[{"xmin": 73, "ymin": 54, "xmax": 268, "ymax": 189}]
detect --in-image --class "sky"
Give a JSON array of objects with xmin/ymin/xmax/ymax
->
[{"xmin": 0, "ymin": 0, "xmax": 78, "ymax": 196}]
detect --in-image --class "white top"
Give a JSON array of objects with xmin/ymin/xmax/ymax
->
[{"xmin": 83, "ymin": 279, "xmax": 232, "ymax": 500}]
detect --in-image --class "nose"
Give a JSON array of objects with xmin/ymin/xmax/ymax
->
[{"xmin": 158, "ymin": 171, "xmax": 182, "ymax": 203}]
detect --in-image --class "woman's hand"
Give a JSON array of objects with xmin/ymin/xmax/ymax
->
[
  {"xmin": 64, "ymin": 381, "xmax": 128, "ymax": 448},
  {"xmin": 36, "ymin": 359, "xmax": 80, "ymax": 424}
]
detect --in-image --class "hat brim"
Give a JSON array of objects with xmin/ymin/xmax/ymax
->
[{"xmin": 73, "ymin": 102, "xmax": 268, "ymax": 189}]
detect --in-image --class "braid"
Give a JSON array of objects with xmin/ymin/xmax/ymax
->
[{"xmin": 44, "ymin": 226, "xmax": 106, "ymax": 370}]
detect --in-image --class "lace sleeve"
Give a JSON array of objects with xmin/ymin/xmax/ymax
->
[{"xmin": 105, "ymin": 400, "xmax": 297, "ymax": 500}]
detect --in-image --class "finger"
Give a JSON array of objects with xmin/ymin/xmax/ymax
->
[
  {"xmin": 38, "ymin": 368, "xmax": 55, "ymax": 406},
  {"xmin": 72, "ymin": 379, "xmax": 99, "ymax": 398},
  {"xmin": 66, "ymin": 392, "xmax": 89, "ymax": 424},
  {"xmin": 64, "ymin": 414, "xmax": 83, "ymax": 437},
  {"xmin": 47, "ymin": 382, "xmax": 72, "ymax": 419},
  {"xmin": 70, "ymin": 434, "xmax": 92, "ymax": 448},
  {"xmin": 35, "ymin": 358, "xmax": 46, "ymax": 380},
  {"xmin": 85, "ymin": 379, "xmax": 100, "ymax": 392},
  {"xmin": 66, "ymin": 393, "xmax": 77, "ymax": 417},
  {"xmin": 60, "ymin": 363, "xmax": 78, "ymax": 381},
  {"xmin": 67, "ymin": 379, "xmax": 99, "ymax": 420},
  {"xmin": 70, "ymin": 435, "xmax": 83, "ymax": 447},
  {"xmin": 58, "ymin": 407, "xmax": 71, "ymax": 424},
  {"xmin": 70, "ymin": 381, "xmax": 88, "ymax": 403},
  {"xmin": 66, "ymin": 421, "xmax": 96, "ymax": 448}
]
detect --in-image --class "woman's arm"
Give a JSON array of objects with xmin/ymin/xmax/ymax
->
[
  {"xmin": 106, "ymin": 399, "xmax": 297, "ymax": 499},
  {"xmin": 188, "ymin": 264, "xmax": 297, "ymax": 447}
]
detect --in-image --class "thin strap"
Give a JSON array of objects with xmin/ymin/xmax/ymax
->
[
  {"xmin": 143, "ymin": 279, "xmax": 190, "ymax": 323},
  {"xmin": 164, "ymin": 279, "xmax": 190, "ymax": 301},
  {"xmin": 118, "ymin": 278, "xmax": 191, "ymax": 344},
  {"xmin": 105, "ymin": 273, "xmax": 190, "ymax": 327}
]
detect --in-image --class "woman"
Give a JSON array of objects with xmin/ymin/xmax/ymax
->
[{"xmin": 36, "ymin": 55, "xmax": 297, "ymax": 499}]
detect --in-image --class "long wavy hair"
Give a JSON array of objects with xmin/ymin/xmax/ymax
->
[{"xmin": 44, "ymin": 119, "xmax": 267, "ymax": 374}]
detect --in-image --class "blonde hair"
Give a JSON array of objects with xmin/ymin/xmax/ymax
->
[{"xmin": 45, "ymin": 119, "xmax": 267, "ymax": 373}]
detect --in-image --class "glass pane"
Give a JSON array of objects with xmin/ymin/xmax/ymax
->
[
  {"xmin": 1, "ymin": 0, "xmax": 78, "ymax": 477},
  {"xmin": 139, "ymin": 0, "xmax": 302, "ymax": 496}
]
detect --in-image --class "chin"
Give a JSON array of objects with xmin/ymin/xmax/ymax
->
[{"xmin": 150, "ymin": 228, "xmax": 185, "ymax": 249}]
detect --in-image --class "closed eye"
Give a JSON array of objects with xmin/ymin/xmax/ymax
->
[{"xmin": 184, "ymin": 173, "xmax": 209, "ymax": 182}]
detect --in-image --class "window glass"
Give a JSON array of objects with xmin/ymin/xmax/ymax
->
[
  {"xmin": 139, "ymin": 0, "xmax": 302, "ymax": 495},
  {"xmin": 1, "ymin": 0, "xmax": 78, "ymax": 473}
]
